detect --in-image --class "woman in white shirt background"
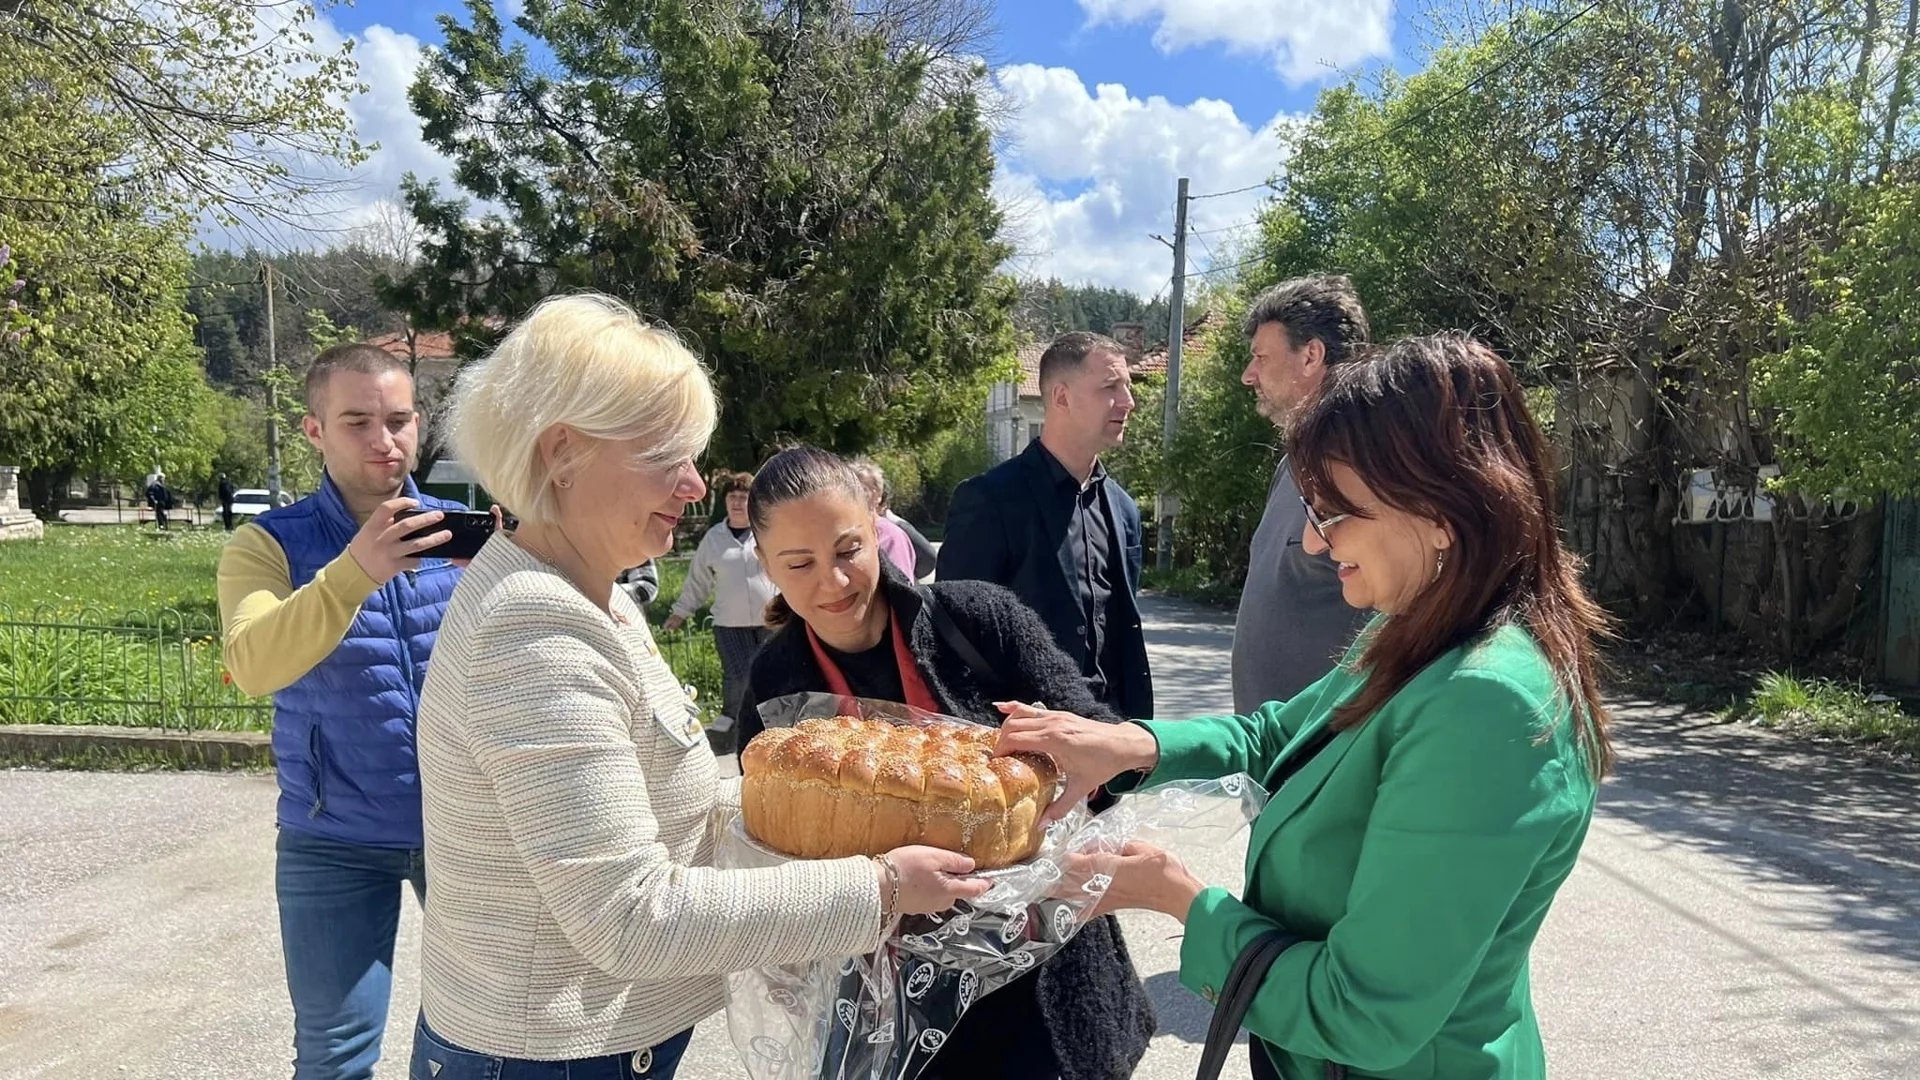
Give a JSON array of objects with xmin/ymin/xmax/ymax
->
[
  {"xmin": 661, "ymin": 469, "xmax": 778, "ymax": 740},
  {"xmin": 412, "ymin": 292, "xmax": 988, "ymax": 1080}
]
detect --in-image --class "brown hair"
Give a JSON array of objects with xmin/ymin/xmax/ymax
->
[
  {"xmin": 1287, "ymin": 333, "xmax": 1614, "ymax": 779},
  {"xmin": 711, "ymin": 470, "xmax": 754, "ymax": 499},
  {"xmin": 304, "ymin": 342, "xmax": 411, "ymax": 413},
  {"xmin": 1243, "ymin": 274, "xmax": 1371, "ymax": 366},
  {"xmin": 747, "ymin": 446, "xmax": 870, "ymax": 628},
  {"xmin": 1038, "ymin": 331, "xmax": 1126, "ymax": 394}
]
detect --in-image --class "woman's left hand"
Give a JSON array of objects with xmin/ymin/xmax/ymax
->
[{"xmin": 1070, "ymin": 840, "xmax": 1206, "ymax": 923}]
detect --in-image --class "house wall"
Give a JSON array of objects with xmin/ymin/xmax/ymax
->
[{"xmin": 985, "ymin": 382, "xmax": 1044, "ymax": 463}]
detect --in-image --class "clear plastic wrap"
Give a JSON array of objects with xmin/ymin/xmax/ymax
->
[{"xmin": 721, "ymin": 692, "xmax": 1268, "ymax": 1080}]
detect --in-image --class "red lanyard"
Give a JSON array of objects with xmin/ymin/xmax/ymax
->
[{"xmin": 805, "ymin": 614, "xmax": 940, "ymax": 713}]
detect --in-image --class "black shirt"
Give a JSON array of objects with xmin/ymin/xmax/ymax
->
[
  {"xmin": 818, "ymin": 626, "xmax": 906, "ymax": 704},
  {"xmin": 1039, "ymin": 446, "xmax": 1119, "ymax": 701},
  {"xmin": 727, "ymin": 523, "xmax": 751, "ymax": 541}
]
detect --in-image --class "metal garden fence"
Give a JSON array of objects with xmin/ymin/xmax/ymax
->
[
  {"xmin": 0, "ymin": 603, "xmax": 728, "ymax": 733},
  {"xmin": 0, "ymin": 604, "xmax": 270, "ymax": 730}
]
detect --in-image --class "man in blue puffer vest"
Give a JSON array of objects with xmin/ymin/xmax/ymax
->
[{"xmin": 217, "ymin": 342, "xmax": 466, "ymax": 1080}]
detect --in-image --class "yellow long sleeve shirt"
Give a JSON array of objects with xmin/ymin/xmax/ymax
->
[{"xmin": 217, "ymin": 523, "xmax": 381, "ymax": 697}]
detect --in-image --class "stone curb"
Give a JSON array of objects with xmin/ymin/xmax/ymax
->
[{"xmin": 0, "ymin": 724, "xmax": 273, "ymax": 769}]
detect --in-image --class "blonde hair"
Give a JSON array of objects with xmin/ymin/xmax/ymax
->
[{"xmin": 448, "ymin": 293, "xmax": 717, "ymax": 525}]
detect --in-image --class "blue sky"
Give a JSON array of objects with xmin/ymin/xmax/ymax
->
[{"xmin": 311, "ymin": 0, "xmax": 1429, "ymax": 294}]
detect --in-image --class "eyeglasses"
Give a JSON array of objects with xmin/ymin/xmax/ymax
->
[{"xmin": 1298, "ymin": 496, "xmax": 1353, "ymax": 547}]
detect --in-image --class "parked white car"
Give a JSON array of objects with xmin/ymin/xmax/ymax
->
[{"xmin": 229, "ymin": 488, "xmax": 293, "ymax": 519}]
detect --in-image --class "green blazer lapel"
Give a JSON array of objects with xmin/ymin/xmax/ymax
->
[{"xmin": 1242, "ymin": 716, "xmax": 1363, "ymax": 891}]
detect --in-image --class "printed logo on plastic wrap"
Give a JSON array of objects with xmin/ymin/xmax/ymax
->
[
  {"xmin": 1051, "ymin": 903, "xmax": 1079, "ymax": 939},
  {"xmin": 901, "ymin": 932, "xmax": 943, "ymax": 953},
  {"xmin": 748, "ymin": 1036, "xmax": 790, "ymax": 1065},
  {"xmin": 904, "ymin": 960, "xmax": 937, "ymax": 1001},
  {"xmin": 997, "ymin": 908, "xmax": 1030, "ymax": 944},
  {"xmin": 721, "ymin": 732, "xmax": 1270, "ymax": 1080},
  {"xmin": 1157, "ymin": 785, "xmax": 1198, "ymax": 815}
]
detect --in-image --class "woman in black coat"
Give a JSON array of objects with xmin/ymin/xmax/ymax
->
[{"xmin": 736, "ymin": 446, "xmax": 1155, "ymax": 1080}]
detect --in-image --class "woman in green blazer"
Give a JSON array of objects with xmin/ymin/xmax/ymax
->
[{"xmin": 998, "ymin": 333, "xmax": 1614, "ymax": 1080}]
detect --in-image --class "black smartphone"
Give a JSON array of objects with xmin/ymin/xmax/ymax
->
[{"xmin": 394, "ymin": 507, "xmax": 498, "ymax": 559}]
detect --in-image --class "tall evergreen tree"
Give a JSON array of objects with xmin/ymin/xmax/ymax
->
[{"xmin": 391, "ymin": 0, "xmax": 1016, "ymax": 462}]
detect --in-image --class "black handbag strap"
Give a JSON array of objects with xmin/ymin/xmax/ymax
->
[
  {"xmin": 927, "ymin": 599, "xmax": 995, "ymax": 683},
  {"xmin": 1197, "ymin": 930, "xmax": 1346, "ymax": 1080}
]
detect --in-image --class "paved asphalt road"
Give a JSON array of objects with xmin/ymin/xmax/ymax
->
[{"xmin": 2, "ymin": 594, "xmax": 1917, "ymax": 1079}]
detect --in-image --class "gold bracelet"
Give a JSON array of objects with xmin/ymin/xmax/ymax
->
[{"xmin": 871, "ymin": 854, "xmax": 902, "ymax": 929}]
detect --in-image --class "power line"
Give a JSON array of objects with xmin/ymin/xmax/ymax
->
[
  {"xmin": 1188, "ymin": 178, "xmax": 1279, "ymax": 202},
  {"xmin": 1177, "ymin": 0, "xmax": 1608, "ymax": 280},
  {"xmin": 1188, "ymin": 217, "xmax": 1261, "ymax": 237},
  {"xmin": 1146, "ymin": 274, "xmax": 1174, "ymax": 307},
  {"xmin": 1182, "ymin": 253, "xmax": 1266, "ymax": 281},
  {"xmin": 1192, "ymin": 230, "xmax": 1221, "ymax": 272}
]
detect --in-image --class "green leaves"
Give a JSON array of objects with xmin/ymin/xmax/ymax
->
[
  {"xmin": 392, "ymin": 0, "xmax": 1014, "ymax": 463},
  {"xmin": 1757, "ymin": 180, "xmax": 1920, "ymax": 500}
]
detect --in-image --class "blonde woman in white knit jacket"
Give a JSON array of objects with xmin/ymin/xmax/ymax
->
[
  {"xmin": 413, "ymin": 293, "xmax": 988, "ymax": 1080},
  {"xmin": 660, "ymin": 470, "xmax": 778, "ymax": 737}
]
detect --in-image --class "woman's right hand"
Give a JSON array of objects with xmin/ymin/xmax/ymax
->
[
  {"xmin": 882, "ymin": 845, "xmax": 992, "ymax": 916},
  {"xmin": 993, "ymin": 703, "xmax": 1161, "ymax": 822},
  {"xmin": 661, "ymin": 614, "xmax": 687, "ymax": 632}
]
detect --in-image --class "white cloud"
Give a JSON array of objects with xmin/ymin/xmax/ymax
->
[
  {"xmin": 1080, "ymin": 0, "xmax": 1393, "ymax": 83},
  {"xmin": 991, "ymin": 63, "xmax": 1293, "ymax": 295},
  {"xmin": 203, "ymin": 13, "xmax": 457, "ymax": 248},
  {"xmin": 213, "ymin": 23, "xmax": 1292, "ymax": 301}
]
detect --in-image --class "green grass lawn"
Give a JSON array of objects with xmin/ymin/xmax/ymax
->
[
  {"xmin": 0, "ymin": 523, "xmax": 229, "ymax": 621},
  {"xmin": 0, "ymin": 525, "xmax": 726, "ymax": 732}
]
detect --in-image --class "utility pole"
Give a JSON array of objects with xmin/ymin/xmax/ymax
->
[
  {"xmin": 263, "ymin": 259, "xmax": 282, "ymax": 506},
  {"xmin": 1157, "ymin": 177, "xmax": 1189, "ymax": 572}
]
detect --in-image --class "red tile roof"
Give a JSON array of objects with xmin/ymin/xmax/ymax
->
[
  {"xmin": 367, "ymin": 329, "xmax": 457, "ymax": 362},
  {"xmin": 1016, "ymin": 342, "xmax": 1046, "ymax": 397},
  {"xmin": 1137, "ymin": 310, "xmax": 1223, "ymax": 379}
]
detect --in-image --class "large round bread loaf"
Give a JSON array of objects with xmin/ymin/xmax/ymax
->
[{"xmin": 739, "ymin": 716, "xmax": 1060, "ymax": 869}]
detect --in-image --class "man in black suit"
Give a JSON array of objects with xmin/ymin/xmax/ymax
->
[{"xmin": 939, "ymin": 331, "xmax": 1152, "ymax": 719}]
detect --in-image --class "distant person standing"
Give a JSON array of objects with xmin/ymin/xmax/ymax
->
[
  {"xmin": 847, "ymin": 458, "xmax": 918, "ymax": 577},
  {"xmin": 219, "ymin": 473, "xmax": 238, "ymax": 531},
  {"xmin": 146, "ymin": 472, "xmax": 174, "ymax": 530},
  {"xmin": 939, "ymin": 332, "xmax": 1151, "ymax": 720},
  {"xmin": 1231, "ymin": 274, "xmax": 1375, "ymax": 712},
  {"xmin": 662, "ymin": 470, "xmax": 778, "ymax": 735}
]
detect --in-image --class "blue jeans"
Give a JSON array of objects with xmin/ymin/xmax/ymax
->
[
  {"xmin": 410, "ymin": 1015, "xmax": 695, "ymax": 1080},
  {"xmin": 276, "ymin": 827, "xmax": 427, "ymax": 1080}
]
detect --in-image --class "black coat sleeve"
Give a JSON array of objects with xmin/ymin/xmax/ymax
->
[
  {"xmin": 994, "ymin": 596, "xmax": 1121, "ymax": 726},
  {"xmin": 936, "ymin": 476, "xmax": 1008, "ymax": 584},
  {"xmin": 937, "ymin": 581, "xmax": 1120, "ymax": 726}
]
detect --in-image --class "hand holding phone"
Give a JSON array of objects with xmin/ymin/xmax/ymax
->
[
  {"xmin": 346, "ymin": 499, "xmax": 449, "ymax": 585},
  {"xmin": 393, "ymin": 505, "xmax": 499, "ymax": 561}
]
